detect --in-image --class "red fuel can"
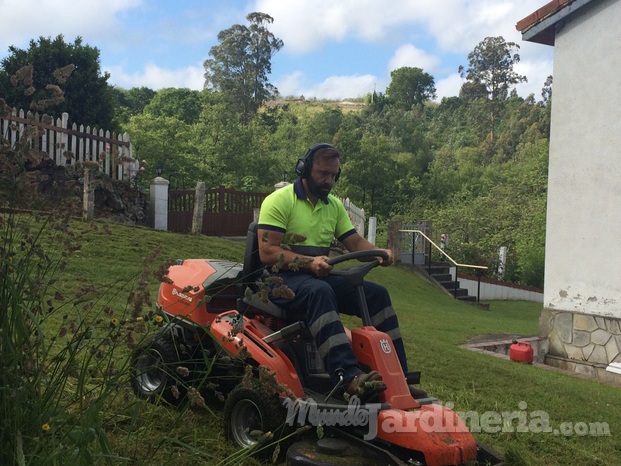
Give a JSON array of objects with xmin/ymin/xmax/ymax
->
[{"xmin": 510, "ymin": 340, "xmax": 533, "ymax": 364}]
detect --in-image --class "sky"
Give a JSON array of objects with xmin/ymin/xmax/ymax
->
[{"xmin": 0, "ymin": 0, "xmax": 555, "ymax": 102}]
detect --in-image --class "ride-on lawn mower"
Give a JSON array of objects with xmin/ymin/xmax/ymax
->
[{"xmin": 131, "ymin": 223, "xmax": 504, "ymax": 465}]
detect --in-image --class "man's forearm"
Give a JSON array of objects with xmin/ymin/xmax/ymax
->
[{"xmin": 261, "ymin": 246, "xmax": 312, "ymax": 270}]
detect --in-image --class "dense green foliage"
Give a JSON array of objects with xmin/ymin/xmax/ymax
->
[
  {"xmin": 386, "ymin": 66, "xmax": 436, "ymax": 109},
  {"xmin": 142, "ymin": 88, "xmax": 204, "ymax": 125},
  {"xmin": 0, "ymin": 35, "xmax": 115, "ymax": 129},
  {"xmin": 110, "ymin": 86, "xmax": 157, "ymax": 127}
]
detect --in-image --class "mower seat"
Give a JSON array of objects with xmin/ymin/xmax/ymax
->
[
  {"xmin": 241, "ymin": 221, "xmax": 290, "ymax": 320},
  {"xmin": 242, "ymin": 221, "xmax": 265, "ymax": 286}
]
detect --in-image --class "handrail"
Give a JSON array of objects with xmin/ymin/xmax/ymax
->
[{"xmin": 400, "ymin": 229, "xmax": 488, "ymax": 302}]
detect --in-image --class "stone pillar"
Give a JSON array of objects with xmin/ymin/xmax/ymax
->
[
  {"xmin": 191, "ymin": 182, "xmax": 206, "ymax": 235},
  {"xmin": 150, "ymin": 176, "xmax": 169, "ymax": 230},
  {"xmin": 368, "ymin": 217, "xmax": 377, "ymax": 245},
  {"xmin": 386, "ymin": 220, "xmax": 403, "ymax": 264}
]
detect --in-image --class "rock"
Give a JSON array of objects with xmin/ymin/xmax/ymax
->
[{"xmin": 2, "ymin": 147, "xmax": 147, "ymax": 226}]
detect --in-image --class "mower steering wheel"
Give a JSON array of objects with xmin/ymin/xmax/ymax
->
[{"xmin": 326, "ymin": 250, "xmax": 389, "ymax": 287}]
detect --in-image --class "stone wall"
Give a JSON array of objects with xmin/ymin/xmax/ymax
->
[
  {"xmin": 94, "ymin": 176, "xmax": 147, "ymax": 225},
  {"xmin": 1, "ymin": 153, "xmax": 147, "ymax": 225},
  {"xmin": 539, "ymin": 308, "xmax": 621, "ymax": 384}
]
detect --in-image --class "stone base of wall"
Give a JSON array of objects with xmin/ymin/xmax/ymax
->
[
  {"xmin": 544, "ymin": 354, "xmax": 621, "ymax": 385},
  {"xmin": 539, "ymin": 308, "xmax": 621, "ymax": 383}
]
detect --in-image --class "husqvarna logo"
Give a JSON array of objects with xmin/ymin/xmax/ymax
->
[
  {"xmin": 380, "ymin": 339, "xmax": 392, "ymax": 354},
  {"xmin": 172, "ymin": 288, "xmax": 193, "ymax": 302}
]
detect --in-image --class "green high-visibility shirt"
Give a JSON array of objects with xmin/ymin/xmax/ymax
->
[{"xmin": 257, "ymin": 178, "xmax": 356, "ymax": 257}]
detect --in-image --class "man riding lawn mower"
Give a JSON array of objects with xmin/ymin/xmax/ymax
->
[{"xmin": 130, "ymin": 144, "xmax": 504, "ymax": 465}]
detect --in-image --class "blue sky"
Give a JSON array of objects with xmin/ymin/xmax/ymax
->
[{"xmin": 0, "ymin": 0, "xmax": 554, "ymax": 102}]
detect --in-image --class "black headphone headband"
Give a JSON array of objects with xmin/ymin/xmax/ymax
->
[{"xmin": 295, "ymin": 143, "xmax": 341, "ymax": 181}]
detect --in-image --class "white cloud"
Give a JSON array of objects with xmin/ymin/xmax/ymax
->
[
  {"xmin": 253, "ymin": 0, "xmax": 547, "ymax": 55},
  {"xmin": 106, "ymin": 63, "xmax": 205, "ymax": 90},
  {"xmin": 276, "ymin": 72, "xmax": 380, "ymax": 100},
  {"xmin": 388, "ymin": 45, "xmax": 440, "ymax": 73},
  {"xmin": 0, "ymin": 0, "xmax": 142, "ymax": 51},
  {"xmin": 514, "ymin": 55, "xmax": 554, "ymax": 101},
  {"xmin": 435, "ymin": 73, "xmax": 465, "ymax": 101},
  {"xmin": 274, "ymin": 71, "xmax": 306, "ymax": 97},
  {"xmin": 253, "ymin": 0, "xmax": 423, "ymax": 53}
]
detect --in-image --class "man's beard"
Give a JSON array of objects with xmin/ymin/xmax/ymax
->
[{"xmin": 307, "ymin": 176, "xmax": 331, "ymax": 200}]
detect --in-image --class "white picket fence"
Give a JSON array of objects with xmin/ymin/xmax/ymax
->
[
  {"xmin": 1, "ymin": 107, "xmax": 136, "ymax": 181},
  {"xmin": 340, "ymin": 197, "xmax": 365, "ymax": 236}
]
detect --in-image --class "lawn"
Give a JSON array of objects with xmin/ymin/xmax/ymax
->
[
  {"xmin": 2, "ymin": 213, "xmax": 618, "ymax": 465},
  {"xmin": 366, "ymin": 267, "xmax": 618, "ymax": 466}
]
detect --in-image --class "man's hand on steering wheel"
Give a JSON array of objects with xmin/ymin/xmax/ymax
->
[
  {"xmin": 377, "ymin": 248, "xmax": 394, "ymax": 267},
  {"xmin": 308, "ymin": 249, "xmax": 392, "ymax": 277},
  {"xmin": 309, "ymin": 255, "xmax": 332, "ymax": 276}
]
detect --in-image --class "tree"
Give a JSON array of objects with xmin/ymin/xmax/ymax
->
[
  {"xmin": 541, "ymin": 75, "xmax": 553, "ymax": 106},
  {"xmin": 143, "ymin": 88, "xmax": 204, "ymax": 125},
  {"xmin": 458, "ymin": 36, "xmax": 527, "ymax": 102},
  {"xmin": 386, "ymin": 67, "xmax": 436, "ymax": 109},
  {"xmin": 125, "ymin": 113, "xmax": 200, "ymax": 187},
  {"xmin": 363, "ymin": 90, "xmax": 389, "ymax": 114},
  {"xmin": 303, "ymin": 107, "xmax": 343, "ymax": 143},
  {"xmin": 111, "ymin": 86, "xmax": 157, "ymax": 126},
  {"xmin": 340, "ymin": 133, "xmax": 399, "ymax": 216},
  {"xmin": 458, "ymin": 81, "xmax": 488, "ymax": 102},
  {"xmin": 458, "ymin": 36, "xmax": 527, "ymax": 140},
  {"xmin": 0, "ymin": 35, "xmax": 115, "ymax": 128},
  {"xmin": 203, "ymin": 12, "xmax": 283, "ymax": 125}
]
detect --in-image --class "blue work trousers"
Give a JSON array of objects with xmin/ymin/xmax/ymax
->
[{"xmin": 270, "ymin": 271, "xmax": 409, "ymax": 386}]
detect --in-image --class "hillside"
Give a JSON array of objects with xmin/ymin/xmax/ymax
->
[{"xmin": 1, "ymin": 213, "xmax": 618, "ymax": 465}]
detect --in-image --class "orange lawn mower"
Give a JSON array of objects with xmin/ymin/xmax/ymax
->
[{"xmin": 130, "ymin": 223, "xmax": 504, "ymax": 466}]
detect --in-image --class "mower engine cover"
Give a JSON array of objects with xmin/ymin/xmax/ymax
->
[{"xmin": 158, "ymin": 259, "xmax": 243, "ymax": 326}]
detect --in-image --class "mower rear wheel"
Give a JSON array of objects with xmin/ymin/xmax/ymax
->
[
  {"xmin": 131, "ymin": 333, "xmax": 188, "ymax": 405},
  {"xmin": 224, "ymin": 384, "xmax": 291, "ymax": 458}
]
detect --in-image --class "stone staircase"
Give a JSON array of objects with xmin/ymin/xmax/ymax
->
[{"xmin": 427, "ymin": 262, "xmax": 477, "ymax": 302}]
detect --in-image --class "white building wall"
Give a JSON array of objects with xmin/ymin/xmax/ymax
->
[
  {"xmin": 460, "ymin": 277, "xmax": 543, "ymax": 303},
  {"xmin": 544, "ymin": 0, "xmax": 621, "ymax": 319}
]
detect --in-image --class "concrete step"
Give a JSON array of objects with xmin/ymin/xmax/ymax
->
[
  {"xmin": 457, "ymin": 294, "xmax": 477, "ymax": 302},
  {"xmin": 423, "ymin": 263, "xmax": 479, "ymax": 303},
  {"xmin": 438, "ymin": 280, "xmax": 461, "ymax": 290},
  {"xmin": 431, "ymin": 273, "xmax": 452, "ymax": 282},
  {"xmin": 450, "ymin": 287, "xmax": 470, "ymax": 298}
]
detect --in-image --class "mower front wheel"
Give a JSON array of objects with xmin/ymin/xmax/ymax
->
[
  {"xmin": 131, "ymin": 333, "xmax": 187, "ymax": 405},
  {"xmin": 224, "ymin": 384, "xmax": 292, "ymax": 458}
]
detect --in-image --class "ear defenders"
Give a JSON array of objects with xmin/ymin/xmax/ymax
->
[{"xmin": 295, "ymin": 143, "xmax": 341, "ymax": 181}]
